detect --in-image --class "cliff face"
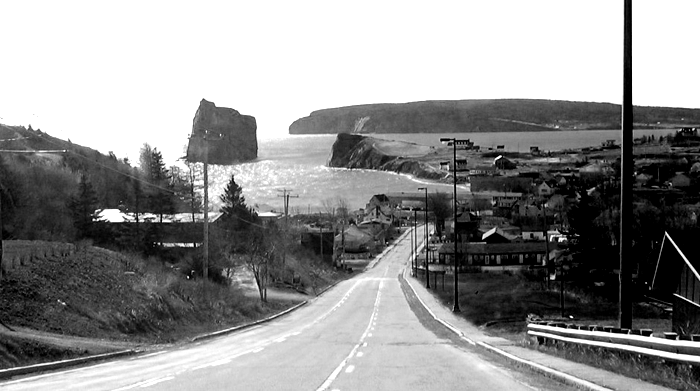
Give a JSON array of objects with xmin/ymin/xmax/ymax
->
[
  {"xmin": 186, "ymin": 99, "xmax": 258, "ymax": 164},
  {"xmin": 290, "ymin": 99, "xmax": 700, "ymax": 135},
  {"xmin": 327, "ymin": 133, "xmax": 445, "ymax": 180}
]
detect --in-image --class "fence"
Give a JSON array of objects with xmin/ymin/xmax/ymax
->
[{"xmin": 528, "ymin": 321, "xmax": 700, "ymax": 365}]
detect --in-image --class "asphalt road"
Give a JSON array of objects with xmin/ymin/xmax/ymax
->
[{"xmin": 2, "ymin": 229, "xmax": 569, "ymax": 390}]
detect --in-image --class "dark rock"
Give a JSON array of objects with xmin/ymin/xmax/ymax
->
[
  {"xmin": 186, "ymin": 99, "xmax": 257, "ymax": 165},
  {"xmin": 326, "ymin": 133, "xmax": 444, "ymax": 180}
]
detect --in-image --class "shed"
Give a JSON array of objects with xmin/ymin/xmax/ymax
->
[
  {"xmin": 652, "ymin": 231, "xmax": 700, "ymax": 335},
  {"xmin": 334, "ymin": 225, "xmax": 373, "ymax": 253}
]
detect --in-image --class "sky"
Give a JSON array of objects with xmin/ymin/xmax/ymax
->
[{"xmin": 1, "ymin": 1, "xmax": 699, "ymax": 165}]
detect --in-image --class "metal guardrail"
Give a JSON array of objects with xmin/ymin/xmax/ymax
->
[{"xmin": 528, "ymin": 322, "xmax": 700, "ymax": 365}]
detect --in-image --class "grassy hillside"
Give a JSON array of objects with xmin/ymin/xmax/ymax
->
[
  {"xmin": 0, "ymin": 240, "xmax": 323, "ymax": 368},
  {"xmin": 0, "ymin": 123, "xmax": 143, "ymax": 241},
  {"xmin": 289, "ymin": 99, "xmax": 700, "ymax": 134}
]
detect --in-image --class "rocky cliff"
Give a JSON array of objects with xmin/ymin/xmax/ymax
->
[
  {"xmin": 186, "ymin": 99, "xmax": 257, "ymax": 164},
  {"xmin": 290, "ymin": 99, "xmax": 700, "ymax": 134},
  {"xmin": 327, "ymin": 133, "xmax": 445, "ymax": 180}
]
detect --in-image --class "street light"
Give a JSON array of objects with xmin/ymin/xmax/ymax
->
[
  {"xmin": 418, "ymin": 187, "xmax": 430, "ymax": 289},
  {"xmin": 410, "ymin": 208, "xmax": 414, "ymax": 276},
  {"xmin": 413, "ymin": 208, "xmax": 418, "ymax": 277},
  {"xmin": 440, "ymin": 137, "xmax": 468, "ymax": 313}
]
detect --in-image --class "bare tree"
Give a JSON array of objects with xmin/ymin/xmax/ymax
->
[
  {"xmin": 321, "ymin": 197, "xmax": 337, "ymax": 219},
  {"xmin": 236, "ymin": 229, "xmax": 276, "ymax": 302}
]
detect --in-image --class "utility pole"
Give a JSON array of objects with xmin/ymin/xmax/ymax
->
[
  {"xmin": 619, "ymin": 0, "xmax": 633, "ymax": 329},
  {"xmin": 410, "ymin": 209, "xmax": 414, "ymax": 276},
  {"xmin": 543, "ymin": 201, "xmax": 550, "ymax": 290},
  {"xmin": 277, "ymin": 188, "xmax": 298, "ymax": 265},
  {"xmin": 197, "ymin": 129, "xmax": 223, "ymax": 286},
  {"xmin": 413, "ymin": 209, "xmax": 418, "ymax": 277},
  {"xmin": 0, "ymin": 188, "xmax": 3, "ymax": 282},
  {"xmin": 418, "ymin": 187, "xmax": 430, "ymax": 289}
]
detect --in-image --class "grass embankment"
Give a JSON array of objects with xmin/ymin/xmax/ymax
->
[
  {"xmin": 0, "ymin": 240, "xmax": 343, "ymax": 369},
  {"xmin": 422, "ymin": 271, "xmax": 700, "ymax": 390}
]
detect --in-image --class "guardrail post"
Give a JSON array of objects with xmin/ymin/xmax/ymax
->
[{"xmin": 663, "ymin": 332, "xmax": 678, "ymax": 340}]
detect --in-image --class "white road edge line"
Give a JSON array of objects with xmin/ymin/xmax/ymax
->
[
  {"xmin": 401, "ymin": 256, "xmax": 613, "ymax": 391},
  {"xmin": 402, "ymin": 267, "xmax": 475, "ymax": 345}
]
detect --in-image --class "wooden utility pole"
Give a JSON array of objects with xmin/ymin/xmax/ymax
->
[
  {"xmin": 203, "ymin": 156, "xmax": 209, "ymax": 283},
  {"xmin": 619, "ymin": 0, "xmax": 633, "ymax": 329},
  {"xmin": 277, "ymin": 189, "xmax": 298, "ymax": 265},
  {"xmin": 199, "ymin": 129, "xmax": 223, "ymax": 285}
]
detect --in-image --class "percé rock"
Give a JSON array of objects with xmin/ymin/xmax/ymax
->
[
  {"xmin": 327, "ymin": 133, "xmax": 445, "ymax": 180},
  {"xmin": 186, "ymin": 99, "xmax": 257, "ymax": 164},
  {"xmin": 290, "ymin": 99, "xmax": 700, "ymax": 134}
]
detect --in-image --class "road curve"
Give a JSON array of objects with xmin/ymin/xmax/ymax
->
[{"xmin": 1, "ymin": 228, "xmax": 566, "ymax": 391}]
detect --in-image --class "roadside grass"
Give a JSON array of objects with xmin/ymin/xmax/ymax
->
[
  {"xmin": 421, "ymin": 270, "xmax": 700, "ymax": 390},
  {"xmin": 0, "ymin": 240, "xmax": 338, "ymax": 368}
]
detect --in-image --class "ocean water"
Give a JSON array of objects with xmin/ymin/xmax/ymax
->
[{"xmin": 207, "ymin": 129, "xmax": 673, "ymax": 213}]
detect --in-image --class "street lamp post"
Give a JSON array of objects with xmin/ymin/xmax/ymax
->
[
  {"xmin": 410, "ymin": 208, "xmax": 414, "ymax": 276},
  {"xmin": 418, "ymin": 187, "xmax": 430, "ymax": 289},
  {"xmin": 413, "ymin": 209, "xmax": 418, "ymax": 277},
  {"xmin": 440, "ymin": 137, "xmax": 468, "ymax": 313}
]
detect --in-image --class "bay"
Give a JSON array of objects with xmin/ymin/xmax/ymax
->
[{"xmin": 207, "ymin": 129, "xmax": 674, "ymax": 213}]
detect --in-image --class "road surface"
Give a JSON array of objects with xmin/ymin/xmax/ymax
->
[{"xmin": 2, "ymin": 228, "xmax": 569, "ymax": 390}]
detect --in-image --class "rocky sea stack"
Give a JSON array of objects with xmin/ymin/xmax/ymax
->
[
  {"xmin": 327, "ymin": 133, "xmax": 445, "ymax": 180},
  {"xmin": 186, "ymin": 99, "xmax": 258, "ymax": 165}
]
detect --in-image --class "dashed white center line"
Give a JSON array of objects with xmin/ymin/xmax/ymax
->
[
  {"xmin": 252, "ymin": 347, "xmax": 265, "ymax": 353},
  {"xmin": 111, "ymin": 376, "xmax": 174, "ymax": 390},
  {"xmin": 362, "ymin": 342, "xmax": 368, "ymax": 347},
  {"xmin": 356, "ymin": 352, "xmax": 364, "ymax": 357},
  {"xmin": 316, "ymin": 280, "xmax": 383, "ymax": 391}
]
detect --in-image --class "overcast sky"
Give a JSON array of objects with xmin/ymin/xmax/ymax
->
[{"xmin": 1, "ymin": 1, "xmax": 699, "ymax": 164}]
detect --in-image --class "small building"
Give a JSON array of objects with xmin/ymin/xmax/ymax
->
[
  {"xmin": 676, "ymin": 127, "xmax": 699, "ymax": 138},
  {"xmin": 530, "ymin": 146, "xmax": 540, "ymax": 155},
  {"xmin": 602, "ymin": 139, "xmax": 618, "ymax": 148},
  {"xmin": 334, "ymin": 225, "xmax": 373, "ymax": 254},
  {"xmin": 470, "ymin": 165, "xmax": 497, "ymax": 176},
  {"xmin": 494, "ymin": 155, "xmax": 516, "ymax": 170},
  {"xmin": 438, "ymin": 241, "xmax": 554, "ymax": 270},
  {"xmin": 536, "ymin": 182, "xmax": 554, "ymax": 197},
  {"xmin": 365, "ymin": 194, "xmax": 392, "ymax": 215},
  {"xmin": 579, "ymin": 162, "xmax": 616, "ymax": 176},
  {"xmin": 455, "ymin": 158, "xmax": 469, "ymax": 172},
  {"xmin": 258, "ymin": 211, "xmax": 283, "ymax": 225},
  {"xmin": 666, "ymin": 173, "xmax": 692, "ymax": 188},
  {"xmin": 97, "ymin": 209, "xmax": 223, "ymax": 247},
  {"xmin": 652, "ymin": 231, "xmax": 700, "ymax": 335},
  {"xmin": 481, "ymin": 227, "xmax": 514, "ymax": 243}
]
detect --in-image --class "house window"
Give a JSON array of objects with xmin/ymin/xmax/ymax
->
[{"xmin": 523, "ymin": 253, "xmax": 537, "ymax": 264}]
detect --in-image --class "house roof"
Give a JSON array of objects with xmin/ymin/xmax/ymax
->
[
  {"xmin": 652, "ymin": 231, "xmax": 700, "ymax": 293},
  {"xmin": 372, "ymin": 194, "xmax": 390, "ymax": 202},
  {"xmin": 98, "ymin": 209, "xmax": 223, "ymax": 223}
]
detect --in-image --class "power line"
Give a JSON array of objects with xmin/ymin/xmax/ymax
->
[{"xmin": 6, "ymin": 132, "xmax": 179, "ymax": 195}]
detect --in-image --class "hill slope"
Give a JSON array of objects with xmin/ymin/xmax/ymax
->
[{"xmin": 289, "ymin": 99, "xmax": 700, "ymax": 135}]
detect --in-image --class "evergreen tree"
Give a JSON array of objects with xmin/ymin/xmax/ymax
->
[
  {"xmin": 138, "ymin": 143, "xmax": 153, "ymax": 177},
  {"xmin": 149, "ymin": 148, "xmax": 173, "ymax": 222},
  {"xmin": 69, "ymin": 173, "xmax": 100, "ymax": 240},
  {"xmin": 220, "ymin": 175, "xmax": 257, "ymax": 230}
]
